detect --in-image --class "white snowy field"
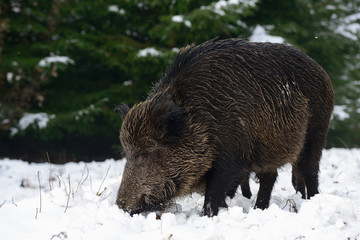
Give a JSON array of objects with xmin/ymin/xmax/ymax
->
[{"xmin": 0, "ymin": 148, "xmax": 359, "ymax": 240}]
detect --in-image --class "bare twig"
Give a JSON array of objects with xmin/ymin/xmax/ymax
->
[
  {"xmin": 99, "ymin": 191, "xmax": 113, "ymax": 202},
  {"xmin": 96, "ymin": 165, "xmax": 111, "ymax": 196},
  {"xmin": 35, "ymin": 207, "xmax": 39, "ymax": 219},
  {"xmin": 295, "ymin": 235, "xmax": 305, "ymax": 240},
  {"xmin": 50, "ymin": 232, "xmax": 68, "ymax": 240},
  {"xmin": 46, "ymin": 152, "xmax": 51, "ymax": 163},
  {"xmin": 49, "ymin": 171, "xmax": 53, "ymax": 191},
  {"xmin": 64, "ymin": 174, "xmax": 71, "ymax": 213},
  {"xmin": 0, "ymin": 200, "xmax": 6, "ymax": 208},
  {"xmin": 82, "ymin": 165, "xmax": 90, "ymax": 184},
  {"xmin": 168, "ymin": 234, "xmax": 173, "ymax": 240},
  {"xmin": 56, "ymin": 174, "xmax": 62, "ymax": 188},
  {"xmin": 46, "ymin": 153, "xmax": 53, "ymax": 191},
  {"xmin": 282, "ymin": 199, "xmax": 298, "ymax": 213},
  {"xmin": 37, "ymin": 171, "xmax": 42, "ymax": 213},
  {"xmin": 174, "ymin": 199, "xmax": 179, "ymax": 213},
  {"xmin": 97, "ymin": 187, "xmax": 107, "ymax": 197},
  {"xmin": 12, "ymin": 197, "xmax": 17, "ymax": 207},
  {"xmin": 355, "ymin": 233, "xmax": 359, "ymax": 240},
  {"xmin": 75, "ymin": 164, "xmax": 89, "ymax": 193}
]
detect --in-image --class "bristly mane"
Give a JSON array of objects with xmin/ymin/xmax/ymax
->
[{"xmin": 148, "ymin": 38, "xmax": 244, "ymax": 98}]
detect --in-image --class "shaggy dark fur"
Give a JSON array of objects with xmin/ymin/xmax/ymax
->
[{"xmin": 115, "ymin": 38, "xmax": 334, "ymax": 217}]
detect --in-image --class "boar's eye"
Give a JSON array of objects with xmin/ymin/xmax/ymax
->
[{"xmin": 137, "ymin": 154, "xmax": 149, "ymax": 163}]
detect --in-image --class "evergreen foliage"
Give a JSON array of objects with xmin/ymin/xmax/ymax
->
[{"xmin": 0, "ymin": 0, "xmax": 359, "ymax": 162}]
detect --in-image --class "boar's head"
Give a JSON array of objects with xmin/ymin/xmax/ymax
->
[{"xmin": 115, "ymin": 94, "xmax": 190, "ymax": 215}]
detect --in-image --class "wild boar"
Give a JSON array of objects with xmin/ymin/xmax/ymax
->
[{"xmin": 115, "ymin": 38, "xmax": 334, "ymax": 217}]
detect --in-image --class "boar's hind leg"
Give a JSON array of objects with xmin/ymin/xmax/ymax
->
[
  {"xmin": 292, "ymin": 167, "xmax": 306, "ymax": 198},
  {"xmin": 254, "ymin": 172, "xmax": 278, "ymax": 210},
  {"xmin": 292, "ymin": 130, "xmax": 326, "ymax": 199}
]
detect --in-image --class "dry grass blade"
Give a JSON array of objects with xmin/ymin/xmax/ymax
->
[
  {"xmin": 50, "ymin": 232, "xmax": 68, "ymax": 240},
  {"xmin": 96, "ymin": 165, "xmax": 111, "ymax": 196},
  {"xmin": 35, "ymin": 207, "xmax": 39, "ymax": 219},
  {"xmin": 295, "ymin": 235, "xmax": 305, "ymax": 240},
  {"xmin": 75, "ymin": 164, "xmax": 89, "ymax": 193},
  {"xmin": 354, "ymin": 233, "xmax": 360, "ymax": 240},
  {"xmin": 0, "ymin": 200, "xmax": 6, "ymax": 208},
  {"xmin": 56, "ymin": 174, "xmax": 62, "ymax": 188},
  {"xmin": 46, "ymin": 153, "xmax": 53, "ymax": 191},
  {"xmin": 46, "ymin": 152, "xmax": 51, "ymax": 163},
  {"xmin": 282, "ymin": 199, "xmax": 298, "ymax": 213},
  {"xmin": 12, "ymin": 197, "xmax": 17, "ymax": 207},
  {"xmin": 98, "ymin": 191, "xmax": 113, "ymax": 202},
  {"xmin": 37, "ymin": 171, "xmax": 42, "ymax": 213},
  {"xmin": 64, "ymin": 174, "xmax": 71, "ymax": 213},
  {"xmin": 49, "ymin": 171, "xmax": 53, "ymax": 191}
]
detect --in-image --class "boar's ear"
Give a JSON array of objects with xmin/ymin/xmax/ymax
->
[
  {"xmin": 159, "ymin": 107, "xmax": 187, "ymax": 144},
  {"xmin": 114, "ymin": 104, "xmax": 130, "ymax": 120}
]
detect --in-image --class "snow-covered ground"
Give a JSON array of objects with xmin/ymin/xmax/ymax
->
[{"xmin": 0, "ymin": 148, "xmax": 359, "ymax": 240}]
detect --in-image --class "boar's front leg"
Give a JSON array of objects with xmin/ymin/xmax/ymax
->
[
  {"xmin": 202, "ymin": 160, "xmax": 247, "ymax": 217},
  {"xmin": 202, "ymin": 168, "xmax": 228, "ymax": 217}
]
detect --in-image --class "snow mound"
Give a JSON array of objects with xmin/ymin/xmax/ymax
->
[
  {"xmin": 0, "ymin": 149, "xmax": 359, "ymax": 239},
  {"xmin": 137, "ymin": 47, "xmax": 162, "ymax": 57},
  {"xmin": 250, "ymin": 25, "xmax": 285, "ymax": 43},
  {"xmin": 39, "ymin": 56, "xmax": 74, "ymax": 67},
  {"xmin": 172, "ymin": 15, "xmax": 192, "ymax": 27},
  {"xmin": 10, "ymin": 113, "xmax": 55, "ymax": 136}
]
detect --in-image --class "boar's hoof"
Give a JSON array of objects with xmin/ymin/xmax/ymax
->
[
  {"xmin": 201, "ymin": 200, "xmax": 228, "ymax": 217},
  {"xmin": 254, "ymin": 199, "xmax": 269, "ymax": 210},
  {"xmin": 201, "ymin": 203, "xmax": 215, "ymax": 217}
]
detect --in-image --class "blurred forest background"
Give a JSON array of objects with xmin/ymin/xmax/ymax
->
[{"xmin": 0, "ymin": 0, "xmax": 359, "ymax": 163}]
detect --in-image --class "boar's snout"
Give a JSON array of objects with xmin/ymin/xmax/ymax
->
[
  {"xmin": 116, "ymin": 190, "xmax": 164, "ymax": 216},
  {"xmin": 116, "ymin": 168, "xmax": 174, "ymax": 215},
  {"xmin": 115, "ymin": 198, "xmax": 127, "ymax": 209},
  {"xmin": 116, "ymin": 194, "xmax": 146, "ymax": 215},
  {"xmin": 116, "ymin": 184, "xmax": 142, "ymax": 213}
]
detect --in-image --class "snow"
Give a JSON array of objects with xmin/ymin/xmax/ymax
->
[
  {"xmin": 137, "ymin": 47, "xmax": 161, "ymax": 57},
  {"xmin": 335, "ymin": 11, "xmax": 360, "ymax": 41},
  {"xmin": 39, "ymin": 56, "xmax": 75, "ymax": 67},
  {"xmin": 172, "ymin": 15, "xmax": 184, "ymax": 22},
  {"xmin": 214, "ymin": 0, "xmax": 258, "ymax": 15},
  {"xmin": 249, "ymin": 25, "xmax": 285, "ymax": 43},
  {"xmin": 0, "ymin": 148, "xmax": 359, "ymax": 239},
  {"xmin": 10, "ymin": 113, "xmax": 55, "ymax": 136},
  {"xmin": 19, "ymin": 113, "xmax": 55, "ymax": 130},
  {"xmin": 108, "ymin": 5, "xmax": 125, "ymax": 15},
  {"xmin": 6, "ymin": 72, "xmax": 14, "ymax": 82},
  {"xmin": 123, "ymin": 80, "xmax": 133, "ymax": 86},
  {"xmin": 1, "ymin": 119, "xmax": 10, "ymax": 125},
  {"xmin": 201, "ymin": 0, "xmax": 258, "ymax": 16},
  {"xmin": 172, "ymin": 47, "xmax": 180, "ymax": 53},
  {"xmin": 327, "ymin": 4, "xmax": 360, "ymax": 41},
  {"xmin": 336, "ymin": 23, "xmax": 360, "ymax": 40},
  {"xmin": 7, "ymin": 71, "xmax": 21, "ymax": 83},
  {"xmin": 172, "ymin": 15, "xmax": 192, "ymax": 27},
  {"xmin": 333, "ymin": 105, "xmax": 350, "ymax": 120}
]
